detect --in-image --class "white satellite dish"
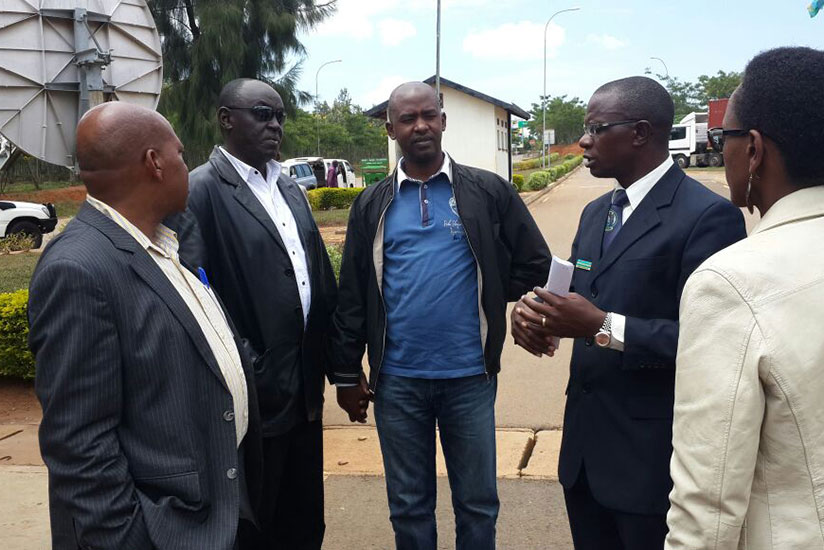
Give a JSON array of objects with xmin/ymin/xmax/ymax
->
[{"xmin": 0, "ymin": 0, "xmax": 163, "ymax": 168}]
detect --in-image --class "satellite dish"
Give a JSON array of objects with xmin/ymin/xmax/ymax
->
[{"xmin": 0, "ymin": 0, "xmax": 163, "ymax": 168}]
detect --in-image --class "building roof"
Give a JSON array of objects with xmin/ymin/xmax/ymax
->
[{"xmin": 364, "ymin": 76, "xmax": 531, "ymax": 120}]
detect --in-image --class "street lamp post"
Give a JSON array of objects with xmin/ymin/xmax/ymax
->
[
  {"xmin": 650, "ymin": 56, "xmax": 669, "ymax": 78},
  {"xmin": 316, "ymin": 59, "xmax": 342, "ymax": 155},
  {"xmin": 543, "ymin": 7, "xmax": 580, "ymax": 169}
]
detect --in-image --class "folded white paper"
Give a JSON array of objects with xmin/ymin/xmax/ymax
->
[{"xmin": 544, "ymin": 256, "xmax": 574, "ymax": 349}]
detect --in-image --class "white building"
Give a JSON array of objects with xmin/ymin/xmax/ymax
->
[{"xmin": 364, "ymin": 76, "xmax": 530, "ymax": 181}]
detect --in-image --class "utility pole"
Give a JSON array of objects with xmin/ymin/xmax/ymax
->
[
  {"xmin": 542, "ymin": 7, "xmax": 580, "ymax": 169},
  {"xmin": 315, "ymin": 59, "xmax": 342, "ymax": 156}
]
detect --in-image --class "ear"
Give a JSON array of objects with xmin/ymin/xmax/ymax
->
[
  {"xmin": 218, "ymin": 107, "xmax": 233, "ymax": 132},
  {"xmin": 144, "ymin": 148, "xmax": 163, "ymax": 180},
  {"xmin": 631, "ymin": 120, "xmax": 652, "ymax": 147},
  {"xmin": 747, "ymin": 129, "xmax": 765, "ymax": 177},
  {"xmin": 441, "ymin": 112, "xmax": 447, "ymax": 132},
  {"xmin": 386, "ymin": 119, "xmax": 396, "ymax": 140}
]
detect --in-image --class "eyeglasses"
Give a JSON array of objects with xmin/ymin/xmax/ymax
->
[
  {"xmin": 582, "ymin": 120, "xmax": 641, "ymax": 137},
  {"xmin": 226, "ymin": 105, "xmax": 287, "ymax": 124},
  {"xmin": 707, "ymin": 127, "xmax": 748, "ymax": 152}
]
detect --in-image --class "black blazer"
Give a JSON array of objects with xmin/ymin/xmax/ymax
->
[
  {"xmin": 173, "ymin": 147, "xmax": 338, "ymax": 436},
  {"xmin": 29, "ymin": 204, "xmax": 263, "ymax": 550},
  {"xmin": 558, "ymin": 165, "xmax": 746, "ymax": 515}
]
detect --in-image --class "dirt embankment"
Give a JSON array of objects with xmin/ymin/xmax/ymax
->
[{"xmin": 0, "ymin": 186, "xmax": 86, "ymax": 204}]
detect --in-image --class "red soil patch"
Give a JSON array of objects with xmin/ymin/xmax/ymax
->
[
  {"xmin": 0, "ymin": 186, "xmax": 86, "ymax": 204},
  {"xmin": 552, "ymin": 143, "xmax": 585, "ymax": 156},
  {"xmin": 0, "ymin": 379, "xmax": 41, "ymax": 425}
]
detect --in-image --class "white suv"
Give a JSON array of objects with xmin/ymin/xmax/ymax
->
[{"xmin": 0, "ymin": 200, "xmax": 57, "ymax": 249}]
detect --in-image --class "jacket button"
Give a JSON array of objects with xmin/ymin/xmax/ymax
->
[
  {"xmin": 590, "ymin": 287, "xmax": 598, "ymax": 298},
  {"xmin": 223, "ymin": 410, "xmax": 234, "ymax": 422},
  {"xmin": 227, "ymin": 468, "xmax": 238, "ymax": 480},
  {"xmin": 585, "ymin": 337, "xmax": 594, "ymax": 346},
  {"xmin": 582, "ymin": 383, "xmax": 591, "ymax": 394}
]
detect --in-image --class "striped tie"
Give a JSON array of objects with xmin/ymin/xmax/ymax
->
[{"xmin": 602, "ymin": 188, "xmax": 629, "ymax": 253}]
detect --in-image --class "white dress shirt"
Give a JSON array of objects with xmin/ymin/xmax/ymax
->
[
  {"xmin": 86, "ymin": 195, "xmax": 249, "ymax": 446},
  {"xmin": 607, "ymin": 155, "xmax": 674, "ymax": 351},
  {"xmin": 219, "ymin": 147, "xmax": 312, "ymax": 325}
]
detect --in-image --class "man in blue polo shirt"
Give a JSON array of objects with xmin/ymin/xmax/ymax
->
[{"xmin": 328, "ymin": 82, "xmax": 549, "ymax": 549}]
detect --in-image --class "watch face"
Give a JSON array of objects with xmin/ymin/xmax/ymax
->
[{"xmin": 594, "ymin": 332, "xmax": 611, "ymax": 347}]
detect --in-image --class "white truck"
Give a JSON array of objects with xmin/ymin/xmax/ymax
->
[
  {"xmin": 668, "ymin": 99, "xmax": 728, "ymax": 169},
  {"xmin": 0, "ymin": 200, "xmax": 58, "ymax": 249}
]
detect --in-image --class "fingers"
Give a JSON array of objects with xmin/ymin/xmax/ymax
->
[{"xmin": 533, "ymin": 287, "xmax": 562, "ymax": 306}]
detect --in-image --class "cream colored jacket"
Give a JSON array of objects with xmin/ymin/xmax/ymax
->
[{"xmin": 666, "ymin": 186, "xmax": 824, "ymax": 550}]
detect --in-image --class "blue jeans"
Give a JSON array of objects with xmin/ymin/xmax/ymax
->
[{"xmin": 374, "ymin": 373, "xmax": 499, "ymax": 550}]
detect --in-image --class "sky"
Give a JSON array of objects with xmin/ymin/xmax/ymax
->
[{"xmin": 296, "ymin": 0, "xmax": 824, "ymax": 118}]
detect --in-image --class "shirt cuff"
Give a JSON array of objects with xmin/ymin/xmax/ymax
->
[
  {"xmin": 335, "ymin": 383, "xmax": 358, "ymax": 388},
  {"xmin": 608, "ymin": 313, "xmax": 625, "ymax": 352}
]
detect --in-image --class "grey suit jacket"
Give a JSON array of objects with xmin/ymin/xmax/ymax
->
[{"xmin": 28, "ymin": 203, "xmax": 263, "ymax": 550}]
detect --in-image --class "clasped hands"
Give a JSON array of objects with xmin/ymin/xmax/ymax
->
[
  {"xmin": 336, "ymin": 372, "xmax": 373, "ymax": 423},
  {"xmin": 511, "ymin": 287, "xmax": 606, "ymax": 357}
]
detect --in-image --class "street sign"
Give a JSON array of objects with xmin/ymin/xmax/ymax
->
[{"xmin": 517, "ymin": 120, "xmax": 528, "ymax": 128}]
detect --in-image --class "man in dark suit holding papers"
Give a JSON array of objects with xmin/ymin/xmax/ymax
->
[{"xmin": 512, "ymin": 76, "xmax": 746, "ymax": 550}]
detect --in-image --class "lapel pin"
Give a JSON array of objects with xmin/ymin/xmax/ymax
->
[{"xmin": 575, "ymin": 259, "xmax": 592, "ymax": 271}]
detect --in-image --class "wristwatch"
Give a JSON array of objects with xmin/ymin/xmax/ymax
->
[{"xmin": 594, "ymin": 312, "xmax": 612, "ymax": 348}]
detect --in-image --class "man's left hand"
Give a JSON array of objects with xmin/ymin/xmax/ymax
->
[{"xmin": 522, "ymin": 288, "xmax": 606, "ymax": 339}]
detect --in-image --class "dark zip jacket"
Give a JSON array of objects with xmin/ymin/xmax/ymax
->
[{"xmin": 327, "ymin": 160, "xmax": 550, "ymax": 390}]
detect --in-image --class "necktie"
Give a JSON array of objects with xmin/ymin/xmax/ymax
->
[{"xmin": 602, "ymin": 188, "xmax": 629, "ymax": 253}]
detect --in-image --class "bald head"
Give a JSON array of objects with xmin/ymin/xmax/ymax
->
[
  {"xmin": 76, "ymin": 102, "xmax": 176, "ymax": 175},
  {"xmin": 388, "ymin": 82, "xmax": 440, "ymax": 122}
]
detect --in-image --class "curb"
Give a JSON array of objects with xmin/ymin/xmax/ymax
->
[{"xmin": 522, "ymin": 164, "xmax": 583, "ymax": 207}]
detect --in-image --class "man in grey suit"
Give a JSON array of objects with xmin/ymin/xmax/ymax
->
[{"xmin": 29, "ymin": 102, "xmax": 263, "ymax": 550}]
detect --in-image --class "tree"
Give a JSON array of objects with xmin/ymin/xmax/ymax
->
[
  {"xmin": 526, "ymin": 95, "xmax": 587, "ymax": 146},
  {"xmin": 698, "ymin": 70, "xmax": 741, "ymax": 102},
  {"xmin": 148, "ymin": 0, "xmax": 337, "ymax": 164}
]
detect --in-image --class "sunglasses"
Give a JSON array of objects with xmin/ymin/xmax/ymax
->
[
  {"xmin": 707, "ymin": 127, "xmax": 748, "ymax": 152},
  {"xmin": 582, "ymin": 119, "xmax": 642, "ymax": 137},
  {"xmin": 226, "ymin": 105, "xmax": 287, "ymax": 124}
]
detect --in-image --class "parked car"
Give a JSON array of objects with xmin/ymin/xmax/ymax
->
[
  {"xmin": 291, "ymin": 156, "xmax": 360, "ymax": 188},
  {"xmin": 0, "ymin": 200, "xmax": 57, "ymax": 249},
  {"xmin": 281, "ymin": 159, "xmax": 318, "ymax": 190}
]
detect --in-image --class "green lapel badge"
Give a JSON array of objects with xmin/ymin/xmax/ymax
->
[{"xmin": 575, "ymin": 259, "xmax": 592, "ymax": 271}]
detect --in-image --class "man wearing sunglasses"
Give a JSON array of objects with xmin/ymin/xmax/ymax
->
[
  {"xmin": 511, "ymin": 76, "xmax": 746, "ymax": 550},
  {"xmin": 172, "ymin": 78, "xmax": 338, "ymax": 550}
]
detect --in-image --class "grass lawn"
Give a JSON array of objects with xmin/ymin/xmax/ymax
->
[
  {"xmin": 312, "ymin": 208, "xmax": 350, "ymax": 227},
  {"xmin": 0, "ymin": 180, "xmax": 75, "ymax": 194},
  {"xmin": 53, "ymin": 200, "xmax": 82, "ymax": 219},
  {"xmin": 0, "ymin": 253, "xmax": 39, "ymax": 293}
]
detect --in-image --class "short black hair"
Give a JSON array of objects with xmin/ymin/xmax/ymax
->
[
  {"xmin": 593, "ymin": 76, "xmax": 675, "ymax": 138},
  {"xmin": 218, "ymin": 78, "xmax": 255, "ymax": 109},
  {"xmin": 735, "ymin": 47, "xmax": 824, "ymax": 188}
]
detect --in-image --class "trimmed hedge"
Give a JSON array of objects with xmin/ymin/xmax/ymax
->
[
  {"xmin": 513, "ymin": 153, "xmax": 560, "ymax": 171},
  {"xmin": 511, "ymin": 173, "xmax": 525, "ymax": 191},
  {"xmin": 307, "ymin": 187, "xmax": 364, "ymax": 211},
  {"xmin": 524, "ymin": 155, "xmax": 583, "ymax": 191},
  {"xmin": 0, "ymin": 290, "xmax": 34, "ymax": 380}
]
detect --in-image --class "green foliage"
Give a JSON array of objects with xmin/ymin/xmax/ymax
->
[
  {"xmin": 511, "ymin": 174, "xmax": 525, "ymax": 191},
  {"xmin": 526, "ymin": 95, "xmax": 587, "ymax": 146},
  {"xmin": 524, "ymin": 156, "xmax": 583, "ymax": 191},
  {"xmin": 280, "ymin": 90, "xmax": 387, "ymax": 163},
  {"xmin": 513, "ymin": 153, "xmax": 560, "ymax": 171},
  {"xmin": 150, "ymin": 0, "xmax": 336, "ymax": 165},
  {"xmin": 0, "ymin": 233, "xmax": 34, "ymax": 254},
  {"xmin": 307, "ymin": 187, "xmax": 363, "ymax": 211},
  {"xmin": 0, "ymin": 290, "xmax": 34, "ymax": 380},
  {"xmin": 326, "ymin": 243, "xmax": 343, "ymax": 282},
  {"xmin": 644, "ymin": 69, "xmax": 742, "ymax": 122}
]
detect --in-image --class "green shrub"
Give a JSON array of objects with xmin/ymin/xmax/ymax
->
[
  {"xmin": 0, "ymin": 290, "xmax": 34, "ymax": 380},
  {"xmin": 326, "ymin": 243, "xmax": 343, "ymax": 282},
  {"xmin": 511, "ymin": 174, "xmax": 525, "ymax": 191},
  {"xmin": 564, "ymin": 153, "xmax": 576, "ymax": 160},
  {"xmin": 0, "ymin": 233, "xmax": 35, "ymax": 254},
  {"xmin": 307, "ymin": 187, "xmax": 364, "ymax": 211},
  {"xmin": 526, "ymin": 171, "xmax": 550, "ymax": 191},
  {"xmin": 512, "ymin": 153, "xmax": 560, "ymax": 171}
]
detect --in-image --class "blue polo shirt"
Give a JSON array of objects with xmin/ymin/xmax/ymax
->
[{"xmin": 381, "ymin": 154, "xmax": 485, "ymax": 379}]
